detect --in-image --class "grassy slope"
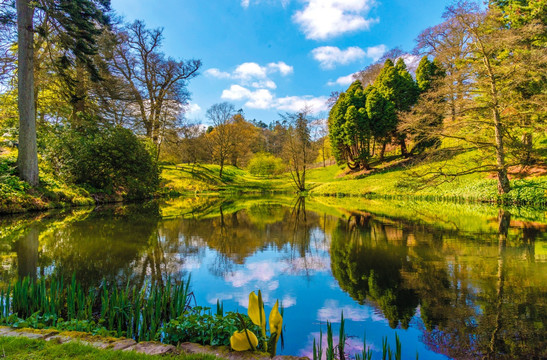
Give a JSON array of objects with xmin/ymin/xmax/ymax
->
[
  {"xmin": 0, "ymin": 336, "xmax": 219, "ymax": 360},
  {"xmin": 160, "ymin": 163, "xmax": 293, "ymax": 195},
  {"xmin": 307, "ymin": 150, "xmax": 547, "ymax": 205},
  {"xmin": 0, "ymin": 149, "xmax": 94, "ymax": 214},
  {"xmin": 160, "ymin": 150, "xmax": 547, "ymax": 205}
]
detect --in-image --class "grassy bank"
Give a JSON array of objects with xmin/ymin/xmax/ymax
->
[
  {"xmin": 0, "ymin": 336, "xmax": 218, "ymax": 360},
  {"xmin": 160, "ymin": 151, "xmax": 547, "ymax": 206},
  {"xmin": 306, "ymin": 153, "xmax": 547, "ymax": 206},
  {"xmin": 0, "ymin": 151, "xmax": 95, "ymax": 214}
]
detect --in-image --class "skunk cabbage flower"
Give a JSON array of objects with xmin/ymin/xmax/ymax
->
[
  {"xmin": 269, "ymin": 299, "xmax": 283, "ymax": 340},
  {"xmin": 230, "ymin": 329, "xmax": 258, "ymax": 351},
  {"xmin": 248, "ymin": 290, "xmax": 266, "ymax": 335}
]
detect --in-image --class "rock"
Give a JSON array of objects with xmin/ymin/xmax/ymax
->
[
  {"xmin": 109, "ymin": 339, "xmax": 137, "ymax": 351},
  {"xmin": 130, "ymin": 341, "xmax": 176, "ymax": 355},
  {"xmin": 178, "ymin": 343, "xmax": 309, "ymax": 360}
]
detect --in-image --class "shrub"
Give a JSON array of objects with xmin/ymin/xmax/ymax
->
[
  {"xmin": 247, "ymin": 152, "xmax": 285, "ymax": 177},
  {"xmin": 46, "ymin": 124, "xmax": 159, "ymax": 199}
]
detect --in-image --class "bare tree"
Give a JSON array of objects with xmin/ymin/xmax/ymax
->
[
  {"xmin": 206, "ymin": 102, "xmax": 236, "ymax": 179},
  {"xmin": 282, "ymin": 108, "xmax": 316, "ymax": 192},
  {"xmin": 109, "ymin": 20, "xmax": 201, "ymax": 150}
]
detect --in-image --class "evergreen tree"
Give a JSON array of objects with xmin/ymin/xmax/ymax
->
[
  {"xmin": 366, "ymin": 86, "xmax": 396, "ymax": 160},
  {"xmin": 327, "ymin": 80, "xmax": 372, "ymax": 169}
]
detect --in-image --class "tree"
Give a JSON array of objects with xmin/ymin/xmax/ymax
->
[
  {"xmin": 403, "ymin": 1, "xmax": 547, "ymax": 195},
  {"xmin": 15, "ymin": 0, "xmax": 111, "ymax": 186},
  {"xmin": 374, "ymin": 59, "xmax": 419, "ymax": 157},
  {"xmin": 365, "ymin": 86, "xmax": 396, "ymax": 160},
  {"xmin": 328, "ymin": 81, "xmax": 373, "ymax": 169},
  {"xmin": 108, "ymin": 20, "xmax": 201, "ymax": 151},
  {"xmin": 282, "ymin": 109, "xmax": 315, "ymax": 192},
  {"xmin": 206, "ymin": 102, "xmax": 236, "ymax": 179}
]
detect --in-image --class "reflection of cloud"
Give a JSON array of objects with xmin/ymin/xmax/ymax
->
[
  {"xmin": 299, "ymin": 331, "xmax": 375, "ymax": 359},
  {"xmin": 282, "ymin": 294, "xmax": 297, "ymax": 308},
  {"xmin": 178, "ymin": 257, "xmax": 201, "ymax": 271},
  {"xmin": 268, "ymin": 280, "xmax": 279, "ymax": 291},
  {"xmin": 318, "ymin": 299, "xmax": 386, "ymax": 323},
  {"xmin": 224, "ymin": 260, "xmax": 284, "ymax": 287}
]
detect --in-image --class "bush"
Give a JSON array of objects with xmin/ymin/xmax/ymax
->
[
  {"xmin": 247, "ymin": 152, "xmax": 285, "ymax": 177},
  {"xmin": 46, "ymin": 125, "xmax": 159, "ymax": 199}
]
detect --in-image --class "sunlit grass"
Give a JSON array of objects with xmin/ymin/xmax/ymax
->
[{"xmin": 0, "ymin": 336, "xmax": 221, "ymax": 360}]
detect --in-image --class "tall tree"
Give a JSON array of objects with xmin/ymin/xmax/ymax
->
[
  {"xmin": 403, "ymin": 1, "xmax": 547, "ymax": 195},
  {"xmin": 15, "ymin": 0, "xmax": 111, "ymax": 186},
  {"xmin": 108, "ymin": 20, "xmax": 201, "ymax": 149},
  {"xmin": 328, "ymin": 80, "xmax": 373, "ymax": 169}
]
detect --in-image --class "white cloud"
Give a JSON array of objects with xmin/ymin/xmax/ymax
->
[
  {"xmin": 205, "ymin": 68, "xmax": 231, "ymax": 79},
  {"xmin": 293, "ymin": 0, "xmax": 378, "ymax": 40},
  {"xmin": 312, "ymin": 46, "xmax": 366, "ymax": 69},
  {"xmin": 365, "ymin": 44, "xmax": 387, "ymax": 62},
  {"xmin": 234, "ymin": 62, "xmax": 268, "ymax": 81},
  {"xmin": 206, "ymin": 61, "xmax": 293, "ymax": 91},
  {"xmin": 221, "ymin": 85, "xmax": 328, "ymax": 114},
  {"xmin": 245, "ymin": 89, "xmax": 275, "ymax": 109},
  {"xmin": 268, "ymin": 61, "xmax": 294, "ymax": 76},
  {"xmin": 242, "ymin": 0, "xmax": 290, "ymax": 8},
  {"xmin": 327, "ymin": 72, "xmax": 358, "ymax": 87},
  {"xmin": 184, "ymin": 103, "xmax": 202, "ymax": 115},
  {"xmin": 221, "ymin": 85, "xmax": 252, "ymax": 101},
  {"xmin": 276, "ymin": 95, "xmax": 329, "ymax": 113}
]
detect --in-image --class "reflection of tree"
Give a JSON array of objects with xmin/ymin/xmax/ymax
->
[
  {"xmin": 38, "ymin": 203, "xmax": 161, "ymax": 287},
  {"xmin": 330, "ymin": 213, "xmax": 419, "ymax": 329},
  {"xmin": 419, "ymin": 209, "xmax": 547, "ymax": 359},
  {"xmin": 15, "ymin": 225, "xmax": 39, "ymax": 280}
]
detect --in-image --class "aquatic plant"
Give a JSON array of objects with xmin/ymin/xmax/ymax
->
[
  {"xmin": 0, "ymin": 274, "xmax": 192, "ymax": 341},
  {"xmin": 313, "ymin": 313, "xmax": 407, "ymax": 360},
  {"xmin": 230, "ymin": 290, "xmax": 283, "ymax": 356}
]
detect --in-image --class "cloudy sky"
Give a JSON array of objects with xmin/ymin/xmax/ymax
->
[{"xmin": 110, "ymin": 0, "xmax": 451, "ymax": 124}]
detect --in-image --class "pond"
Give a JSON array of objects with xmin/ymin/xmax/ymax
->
[{"xmin": 1, "ymin": 196, "xmax": 546, "ymax": 359}]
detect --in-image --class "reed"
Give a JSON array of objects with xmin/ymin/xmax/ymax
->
[{"xmin": 0, "ymin": 274, "xmax": 192, "ymax": 342}]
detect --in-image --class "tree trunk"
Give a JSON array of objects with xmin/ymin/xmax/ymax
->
[
  {"xmin": 399, "ymin": 137, "xmax": 408, "ymax": 158},
  {"xmin": 219, "ymin": 157, "xmax": 224, "ymax": 179},
  {"xmin": 17, "ymin": 0, "xmax": 39, "ymax": 186},
  {"xmin": 493, "ymin": 108, "xmax": 511, "ymax": 194},
  {"xmin": 379, "ymin": 141, "xmax": 387, "ymax": 161}
]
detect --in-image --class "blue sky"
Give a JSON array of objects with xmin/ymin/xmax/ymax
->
[{"xmin": 110, "ymin": 0, "xmax": 452, "ymax": 125}]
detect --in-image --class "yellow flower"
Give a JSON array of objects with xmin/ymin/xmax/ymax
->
[
  {"xmin": 248, "ymin": 290, "xmax": 266, "ymax": 335},
  {"xmin": 269, "ymin": 300, "xmax": 283, "ymax": 340},
  {"xmin": 230, "ymin": 329, "xmax": 258, "ymax": 351}
]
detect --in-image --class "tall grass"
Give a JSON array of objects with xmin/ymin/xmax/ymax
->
[{"xmin": 0, "ymin": 274, "xmax": 192, "ymax": 341}]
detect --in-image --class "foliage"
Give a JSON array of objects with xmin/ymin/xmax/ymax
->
[
  {"xmin": 46, "ymin": 124, "xmax": 159, "ymax": 199},
  {"xmin": 247, "ymin": 152, "xmax": 285, "ymax": 177},
  {"xmin": 0, "ymin": 274, "xmax": 192, "ymax": 342},
  {"xmin": 162, "ymin": 307, "xmax": 263, "ymax": 347}
]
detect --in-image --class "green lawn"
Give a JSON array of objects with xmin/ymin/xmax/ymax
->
[{"xmin": 0, "ymin": 336, "xmax": 220, "ymax": 360}]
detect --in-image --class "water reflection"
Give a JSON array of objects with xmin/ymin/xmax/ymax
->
[{"xmin": 0, "ymin": 197, "xmax": 545, "ymax": 359}]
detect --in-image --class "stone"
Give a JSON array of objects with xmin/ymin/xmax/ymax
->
[
  {"xmin": 109, "ymin": 339, "xmax": 137, "ymax": 351},
  {"xmin": 130, "ymin": 341, "xmax": 177, "ymax": 355}
]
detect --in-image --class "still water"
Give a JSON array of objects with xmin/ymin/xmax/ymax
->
[{"xmin": 1, "ymin": 196, "xmax": 546, "ymax": 359}]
